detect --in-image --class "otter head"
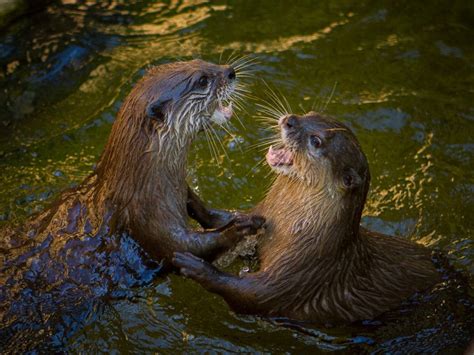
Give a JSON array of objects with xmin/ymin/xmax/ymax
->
[
  {"xmin": 139, "ymin": 59, "xmax": 236, "ymax": 134},
  {"xmin": 266, "ymin": 112, "xmax": 370, "ymax": 203},
  {"xmin": 95, "ymin": 60, "xmax": 238, "ymax": 210}
]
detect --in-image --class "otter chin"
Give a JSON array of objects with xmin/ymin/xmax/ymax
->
[{"xmin": 174, "ymin": 111, "xmax": 441, "ymax": 325}]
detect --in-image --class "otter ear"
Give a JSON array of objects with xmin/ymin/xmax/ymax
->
[
  {"xmin": 146, "ymin": 98, "xmax": 171, "ymax": 124},
  {"xmin": 342, "ymin": 167, "xmax": 362, "ymax": 190}
]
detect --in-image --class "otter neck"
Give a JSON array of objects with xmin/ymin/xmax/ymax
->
[
  {"xmin": 258, "ymin": 175, "xmax": 362, "ymax": 268},
  {"xmin": 93, "ymin": 108, "xmax": 195, "ymax": 229}
]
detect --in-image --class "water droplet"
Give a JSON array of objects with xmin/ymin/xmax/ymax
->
[{"xmin": 239, "ymin": 266, "xmax": 250, "ymax": 277}]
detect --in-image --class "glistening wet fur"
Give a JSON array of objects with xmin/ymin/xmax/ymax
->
[
  {"xmin": 173, "ymin": 109, "xmax": 440, "ymax": 325},
  {"xmin": 0, "ymin": 59, "xmax": 264, "ymax": 351}
]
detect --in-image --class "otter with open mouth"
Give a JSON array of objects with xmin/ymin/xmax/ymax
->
[
  {"xmin": 0, "ymin": 59, "xmax": 263, "ymax": 350},
  {"xmin": 173, "ymin": 112, "xmax": 440, "ymax": 325}
]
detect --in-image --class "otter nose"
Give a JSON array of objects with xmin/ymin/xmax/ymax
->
[
  {"xmin": 225, "ymin": 67, "xmax": 236, "ymax": 81},
  {"xmin": 283, "ymin": 115, "xmax": 298, "ymax": 130}
]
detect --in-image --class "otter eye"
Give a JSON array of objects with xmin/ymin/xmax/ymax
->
[
  {"xmin": 343, "ymin": 174, "xmax": 353, "ymax": 188},
  {"xmin": 310, "ymin": 135, "xmax": 323, "ymax": 148},
  {"xmin": 198, "ymin": 75, "xmax": 209, "ymax": 88}
]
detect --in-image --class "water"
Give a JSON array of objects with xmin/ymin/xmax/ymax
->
[{"xmin": 0, "ymin": 0, "xmax": 473, "ymax": 352}]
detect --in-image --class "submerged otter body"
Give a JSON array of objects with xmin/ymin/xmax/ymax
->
[
  {"xmin": 174, "ymin": 112, "xmax": 440, "ymax": 325},
  {"xmin": 0, "ymin": 59, "xmax": 262, "ymax": 350}
]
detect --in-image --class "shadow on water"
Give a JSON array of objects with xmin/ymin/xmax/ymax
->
[{"xmin": 0, "ymin": 0, "xmax": 473, "ymax": 352}]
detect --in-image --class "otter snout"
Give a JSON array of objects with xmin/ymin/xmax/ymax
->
[
  {"xmin": 280, "ymin": 115, "xmax": 302, "ymax": 144},
  {"xmin": 224, "ymin": 66, "xmax": 236, "ymax": 81},
  {"xmin": 279, "ymin": 114, "xmax": 299, "ymax": 129}
]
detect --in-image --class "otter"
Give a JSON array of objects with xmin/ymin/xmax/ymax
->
[
  {"xmin": 0, "ymin": 59, "xmax": 263, "ymax": 350},
  {"xmin": 173, "ymin": 111, "xmax": 441, "ymax": 325}
]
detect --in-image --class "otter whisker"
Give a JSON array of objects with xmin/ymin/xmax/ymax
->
[
  {"xmin": 234, "ymin": 84, "xmax": 253, "ymax": 94},
  {"xmin": 311, "ymin": 95, "xmax": 323, "ymax": 113},
  {"xmin": 254, "ymin": 116, "xmax": 279, "ymax": 125},
  {"xmin": 235, "ymin": 62, "xmax": 259, "ymax": 73},
  {"xmin": 245, "ymin": 156, "xmax": 269, "ymax": 177},
  {"xmin": 225, "ymin": 50, "xmax": 240, "ymax": 65},
  {"xmin": 234, "ymin": 59, "xmax": 260, "ymax": 72},
  {"xmin": 262, "ymin": 80, "xmax": 291, "ymax": 116},
  {"xmin": 233, "ymin": 92, "xmax": 258, "ymax": 109},
  {"xmin": 256, "ymin": 97, "xmax": 286, "ymax": 113},
  {"xmin": 246, "ymin": 136, "xmax": 280, "ymax": 147},
  {"xmin": 219, "ymin": 121, "xmax": 236, "ymax": 139},
  {"xmin": 229, "ymin": 55, "xmax": 258, "ymax": 78},
  {"xmin": 232, "ymin": 88, "xmax": 253, "ymax": 103},
  {"xmin": 235, "ymin": 70, "xmax": 259, "ymax": 78},
  {"xmin": 325, "ymin": 128, "xmax": 347, "ymax": 132},
  {"xmin": 218, "ymin": 49, "xmax": 231, "ymax": 65},
  {"xmin": 234, "ymin": 86, "xmax": 252, "ymax": 96},
  {"xmin": 260, "ymin": 86, "xmax": 289, "ymax": 119},
  {"xmin": 263, "ymin": 174, "xmax": 278, "ymax": 196},
  {"xmin": 245, "ymin": 137, "xmax": 281, "ymax": 152},
  {"xmin": 246, "ymin": 140, "xmax": 281, "ymax": 153},
  {"xmin": 254, "ymin": 114, "xmax": 280, "ymax": 126},
  {"xmin": 264, "ymin": 167, "xmax": 276, "ymax": 179},
  {"xmin": 254, "ymin": 122, "xmax": 280, "ymax": 133},
  {"xmin": 236, "ymin": 65, "xmax": 259, "ymax": 73},
  {"xmin": 298, "ymin": 103, "xmax": 307, "ymax": 115},
  {"xmin": 203, "ymin": 121, "xmax": 221, "ymax": 166},
  {"xmin": 256, "ymin": 103, "xmax": 285, "ymax": 120},
  {"xmin": 208, "ymin": 124, "xmax": 230, "ymax": 163},
  {"xmin": 233, "ymin": 56, "xmax": 259, "ymax": 68},
  {"xmin": 321, "ymin": 81, "xmax": 338, "ymax": 113},
  {"xmin": 234, "ymin": 85, "xmax": 255, "ymax": 100},
  {"xmin": 235, "ymin": 90, "xmax": 253, "ymax": 104},
  {"xmin": 232, "ymin": 97, "xmax": 252, "ymax": 117},
  {"xmin": 232, "ymin": 110, "xmax": 246, "ymax": 130},
  {"xmin": 256, "ymin": 105, "xmax": 284, "ymax": 119},
  {"xmin": 227, "ymin": 52, "xmax": 249, "ymax": 66},
  {"xmin": 227, "ymin": 95, "xmax": 249, "ymax": 129},
  {"xmin": 279, "ymin": 90, "xmax": 293, "ymax": 115},
  {"xmin": 231, "ymin": 54, "xmax": 259, "ymax": 70},
  {"xmin": 222, "ymin": 122, "xmax": 244, "ymax": 153},
  {"xmin": 245, "ymin": 143, "xmax": 280, "ymax": 154},
  {"xmin": 231, "ymin": 93, "xmax": 249, "ymax": 107}
]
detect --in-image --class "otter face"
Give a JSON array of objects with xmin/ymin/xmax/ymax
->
[
  {"xmin": 266, "ymin": 112, "xmax": 369, "ymax": 194},
  {"xmin": 144, "ymin": 59, "xmax": 236, "ymax": 132}
]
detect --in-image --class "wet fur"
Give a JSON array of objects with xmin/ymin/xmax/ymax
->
[
  {"xmin": 174, "ymin": 113, "xmax": 440, "ymax": 324},
  {"xmin": 0, "ymin": 60, "xmax": 261, "ymax": 350}
]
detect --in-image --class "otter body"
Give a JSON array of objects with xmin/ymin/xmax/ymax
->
[
  {"xmin": 174, "ymin": 112, "xmax": 440, "ymax": 325},
  {"xmin": 0, "ymin": 60, "xmax": 262, "ymax": 350}
]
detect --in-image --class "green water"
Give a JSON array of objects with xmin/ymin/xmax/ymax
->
[{"xmin": 0, "ymin": 0, "xmax": 473, "ymax": 352}]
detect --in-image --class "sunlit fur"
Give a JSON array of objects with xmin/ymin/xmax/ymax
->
[
  {"xmin": 88, "ymin": 60, "xmax": 237, "ymax": 234},
  {"xmin": 248, "ymin": 112, "xmax": 440, "ymax": 323},
  {"xmin": 1, "ymin": 59, "xmax": 241, "ymax": 270},
  {"xmin": 0, "ymin": 59, "xmax": 248, "ymax": 349},
  {"xmin": 177, "ymin": 106, "xmax": 441, "ymax": 325}
]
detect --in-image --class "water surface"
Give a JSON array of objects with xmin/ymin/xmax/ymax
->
[{"xmin": 0, "ymin": 0, "xmax": 473, "ymax": 352}]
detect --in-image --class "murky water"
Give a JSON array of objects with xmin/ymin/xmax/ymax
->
[{"xmin": 0, "ymin": 0, "xmax": 473, "ymax": 352}]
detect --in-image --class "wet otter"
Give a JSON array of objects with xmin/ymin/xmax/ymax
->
[
  {"xmin": 173, "ymin": 112, "xmax": 441, "ymax": 325},
  {"xmin": 0, "ymin": 59, "xmax": 263, "ymax": 350}
]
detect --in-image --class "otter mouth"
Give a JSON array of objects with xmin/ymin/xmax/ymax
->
[
  {"xmin": 210, "ymin": 101, "xmax": 233, "ymax": 125},
  {"xmin": 266, "ymin": 145, "xmax": 294, "ymax": 168}
]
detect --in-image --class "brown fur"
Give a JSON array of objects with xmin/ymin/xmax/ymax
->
[
  {"xmin": 173, "ymin": 112, "xmax": 440, "ymax": 324},
  {"xmin": 0, "ymin": 60, "xmax": 266, "ymax": 349},
  {"xmin": 4, "ymin": 60, "xmax": 257, "ymax": 262}
]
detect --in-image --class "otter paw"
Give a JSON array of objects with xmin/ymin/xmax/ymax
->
[
  {"xmin": 173, "ymin": 252, "xmax": 215, "ymax": 281},
  {"xmin": 233, "ymin": 214, "xmax": 266, "ymax": 236}
]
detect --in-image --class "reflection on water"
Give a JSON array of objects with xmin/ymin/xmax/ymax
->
[{"xmin": 0, "ymin": 0, "xmax": 473, "ymax": 352}]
